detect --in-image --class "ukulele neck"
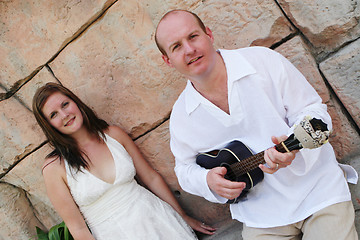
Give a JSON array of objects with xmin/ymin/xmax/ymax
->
[{"xmin": 229, "ymin": 134, "xmax": 300, "ymax": 176}]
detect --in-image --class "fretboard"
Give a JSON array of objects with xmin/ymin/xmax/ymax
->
[{"xmin": 229, "ymin": 142, "xmax": 289, "ymax": 176}]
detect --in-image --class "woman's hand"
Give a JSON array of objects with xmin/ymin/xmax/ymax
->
[{"xmin": 182, "ymin": 215, "xmax": 216, "ymax": 235}]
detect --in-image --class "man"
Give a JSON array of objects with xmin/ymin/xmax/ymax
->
[{"xmin": 155, "ymin": 10, "xmax": 358, "ymax": 239}]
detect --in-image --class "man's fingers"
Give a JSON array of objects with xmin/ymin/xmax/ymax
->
[
  {"xmin": 207, "ymin": 167, "xmax": 246, "ymax": 199},
  {"xmin": 259, "ymin": 164, "xmax": 276, "ymax": 174},
  {"xmin": 266, "ymin": 147, "xmax": 296, "ymax": 165},
  {"xmin": 271, "ymin": 135, "xmax": 288, "ymax": 144},
  {"xmin": 213, "ymin": 166, "xmax": 228, "ymax": 176},
  {"xmin": 217, "ymin": 178, "xmax": 246, "ymax": 199}
]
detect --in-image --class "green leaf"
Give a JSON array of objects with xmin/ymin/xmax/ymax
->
[
  {"xmin": 63, "ymin": 223, "xmax": 74, "ymax": 240},
  {"xmin": 35, "ymin": 226, "xmax": 47, "ymax": 235},
  {"xmin": 48, "ymin": 222, "xmax": 64, "ymax": 240},
  {"xmin": 34, "ymin": 226, "xmax": 49, "ymax": 240},
  {"xmin": 33, "ymin": 221, "xmax": 73, "ymax": 240}
]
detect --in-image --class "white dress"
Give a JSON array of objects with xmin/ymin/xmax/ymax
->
[{"xmin": 64, "ymin": 134, "xmax": 197, "ymax": 240}]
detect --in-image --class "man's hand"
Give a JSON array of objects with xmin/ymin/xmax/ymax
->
[
  {"xmin": 206, "ymin": 167, "xmax": 245, "ymax": 199},
  {"xmin": 260, "ymin": 135, "xmax": 298, "ymax": 174}
]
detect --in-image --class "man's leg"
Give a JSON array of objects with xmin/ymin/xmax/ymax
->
[
  {"xmin": 242, "ymin": 223, "xmax": 302, "ymax": 240},
  {"xmin": 302, "ymin": 201, "xmax": 358, "ymax": 240}
]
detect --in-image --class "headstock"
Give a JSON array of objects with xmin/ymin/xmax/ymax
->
[
  {"xmin": 277, "ymin": 116, "xmax": 331, "ymax": 153},
  {"xmin": 293, "ymin": 116, "xmax": 330, "ymax": 149}
]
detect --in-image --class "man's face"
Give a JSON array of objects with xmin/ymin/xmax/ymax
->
[{"xmin": 156, "ymin": 12, "xmax": 217, "ymax": 79}]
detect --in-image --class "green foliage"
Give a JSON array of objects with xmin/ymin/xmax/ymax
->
[{"xmin": 33, "ymin": 222, "xmax": 74, "ymax": 240}]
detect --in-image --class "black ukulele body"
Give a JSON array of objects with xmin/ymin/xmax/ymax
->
[{"xmin": 196, "ymin": 141, "xmax": 264, "ymax": 203}]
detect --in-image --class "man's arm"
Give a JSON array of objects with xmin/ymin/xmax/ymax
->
[{"xmin": 268, "ymin": 48, "xmax": 333, "ymax": 173}]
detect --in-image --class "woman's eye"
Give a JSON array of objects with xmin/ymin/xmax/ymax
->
[
  {"xmin": 62, "ymin": 102, "xmax": 69, "ymax": 108},
  {"xmin": 172, "ymin": 44, "xmax": 180, "ymax": 51},
  {"xmin": 50, "ymin": 112, "xmax": 57, "ymax": 119}
]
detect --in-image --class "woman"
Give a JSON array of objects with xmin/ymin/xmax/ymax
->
[{"xmin": 32, "ymin": 82, "xmax": 215, "ymax": 239}]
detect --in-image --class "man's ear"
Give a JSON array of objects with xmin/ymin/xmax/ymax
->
[
  {"xmin": 162, "ymin": 55, "xmax": 173, "ymax": 67},
  {"xmin": 205, "ymin": 27, "xmax": 214, "ymax": 43}
]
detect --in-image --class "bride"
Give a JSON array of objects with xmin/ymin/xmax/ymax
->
[{"xmin": 32, "ymin": 82, "xmax": 215, "ymax": 239}]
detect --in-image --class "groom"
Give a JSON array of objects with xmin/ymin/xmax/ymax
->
[{"xmin": 155, "ymin": 9, "xmax": 358, "ymax": 239}]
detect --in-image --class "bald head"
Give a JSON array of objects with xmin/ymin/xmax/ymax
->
[{"xmin": 155, "ymin": 10, "xmax": 207, "ymax": 56}]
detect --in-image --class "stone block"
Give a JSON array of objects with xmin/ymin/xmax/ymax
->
[
  {"xmin": 278, "ymin": 0, "xmax": 360, "ymax": 54},
  {"xmin": 0, "ymin": 183, "xmax": 44, "ymax": 240},
  {"xmin": 0, "ymin": 0, "xmax": 115, "ymax": 89},
  {"xmin": 194, "ymin": 0, "xmax": 295, "ymax": 48},
  {"xmin": 13, "ymin": 67, "xmax": 59, "ymax": 110},
  {"xmin": 320, "ymin": 38, "xmax": 360, "ymax": 129},
  {"xmin": 276, "ymin": 36, "xmax": 360, "ymax": 161},
  {"xmin": 0, "ymin": 97, "xmax": 45, "ymax": 175},
  {"xmin": 2, "ymin": 144, "xmax": 61, "ymax": 229}
]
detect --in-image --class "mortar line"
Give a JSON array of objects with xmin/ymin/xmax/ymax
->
[
  {"xmin": 0, "ymin": 141, "xmax": 48, "ymax": 179},
  {"xmin": 133, "ymin": 113, "xmax": 170, "ymax": 141},
  {"xmin": 1, "ymin": 0, "xmax": 118, "ymax": 101}
]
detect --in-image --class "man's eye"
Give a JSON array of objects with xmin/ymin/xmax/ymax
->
[{"xmin": 190, "ymin": 34, "xmax": 198, "ymax": 39}]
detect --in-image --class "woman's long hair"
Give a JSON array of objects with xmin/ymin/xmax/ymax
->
[{"xmin": 32, "ymin": 82, "xmax": 109, "ymax": 171}]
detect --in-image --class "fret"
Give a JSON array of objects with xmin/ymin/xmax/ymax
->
[
  {"xmin": 230, "ymin": 151, "xmax": 265, "ymax": 176},
  {"xmin": 229, "ymin": 142, "xmax": 293, "ymax": 176}
]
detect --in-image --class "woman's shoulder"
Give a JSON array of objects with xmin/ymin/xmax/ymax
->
[
  {"xmin": 105, "ymin": 125, "xmax": 129, "ymax": 143},
  {"xmin": 42, "ymin": 155, "xmax": 65, "ymax": 178}
]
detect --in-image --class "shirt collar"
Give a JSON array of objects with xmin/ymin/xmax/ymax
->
[{"xmin": 184, "ymin": 49, "xmax": 257, "ymax": 115}]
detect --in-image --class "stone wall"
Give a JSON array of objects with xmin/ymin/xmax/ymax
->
[{"xmin": 0, "ymin": 0, "xmax": 359, "ymax": 239}]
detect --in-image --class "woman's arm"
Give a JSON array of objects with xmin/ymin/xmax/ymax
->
[
  {"xmin": 107, "ymin": 125, "xmax": 215, "ymax": 235},
  {"xmin": 42, "ymin": 157, "xmax": 95, "ymax": 240}
]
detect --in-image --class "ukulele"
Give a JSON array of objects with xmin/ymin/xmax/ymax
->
[{"xmin": 196, "ymin": 116, "xmax": 330, "ymax": 203}]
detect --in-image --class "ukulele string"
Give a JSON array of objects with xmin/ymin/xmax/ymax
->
[
  {"xmin": 227, "ymin": 153, "xmax": 265, "ymax": 178},
  {"xmin": 227, "ymin": 143, "xmax": 301, "ymax": 178}
]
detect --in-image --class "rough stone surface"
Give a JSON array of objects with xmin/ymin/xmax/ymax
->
[
  {"xmin": 13, "ymin": 67, "xmax": 59, "ymax": 111},
  {"xmin": 0, "ymin": 183, "xmax": 44, "ymax": 240},
  {"xmin": 276, "ymin": 36, "xmax": 360, "ymax": 161},
  {"xmin": 0, "ymin": 97, "xmax": 45, "ymax": 175},
  {"xmin": 0, "ymin": 0, "xmax": 115, "ymax": 89},
  {"xmin": 320, "ymin": 38, "xmax": 360, "ymax": 129},
  {"xmin": 2, "ymin": 144, "xmax": 61, "ymax": 230},
  {"xmin": 0, "ymin": 0, "xmax": 359, "ymax": 239},
  {"xmin": 200, "ymin": 219, "xmax": 243, "ymax": 240},
  {"xmin": 278, "ymin": 0, "xmax": 360, "ymax": 55},
  {"xmin": 194, "ymin": 0, "xmax": 296, "ymax": 48}
]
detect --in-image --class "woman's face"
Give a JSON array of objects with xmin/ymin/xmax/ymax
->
[{"xmin": 42, "ymin": 92, "xmax": 84, "ymax": 136}]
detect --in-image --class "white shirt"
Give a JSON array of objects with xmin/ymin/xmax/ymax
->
[{"xmin": 169, "ymin": 47, "xmax": 358, "ymax": 228}]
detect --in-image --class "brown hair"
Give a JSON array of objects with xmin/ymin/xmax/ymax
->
[
  {"xmin": 32, "ymin": 82, "xmax": 109, "ymax": 171},
  {"xmin": 155, "ymin": 10, "xmax": 207, "ymax": 56}
]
